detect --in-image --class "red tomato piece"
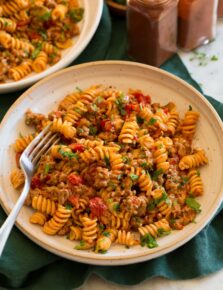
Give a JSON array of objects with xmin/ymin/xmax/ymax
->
[
  {"xmin": 133, "ymin": 92, "xmax": 151, "ymax": 104},
  {"xmin": 28, "ymin": 31, "xmax": 41, "ymax": 40},
  {"xmin": 67, "ymin": 173, "xmax": 84, "ymax": 186},
  {"xmin": 89, "ymin": 197, "xmax": 107, "ymax": 218},
  {"xmin": 69, "ymin": 143, "xmax": 85, "ymax": 152},
  {"xmin": 100, "ymin": 119, "xmax": 113, "ymax": 131},
  {"xmin": 31, "ymin": 176, "xmax": 42, "ymax": 189},
  {"xmin": 163, "ymin": 108, "xmax": 169, "ymax": 114},
  {"xmin": 68, "ymin": 194, "xmax": 79, "ymax": 207}
]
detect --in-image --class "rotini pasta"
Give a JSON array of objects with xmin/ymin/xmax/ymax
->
[{"xmin": 11, "ymin": 85, "xmax": 208, "ymax": 254}]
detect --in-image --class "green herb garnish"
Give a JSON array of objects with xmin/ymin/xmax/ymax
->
[
  {"xmin": 189, "ymin": 105, "xmax": 193, "ymax": 111},
  {"xmin": 69, "ymin": 8, "xmax": 84, "ymax": 22},
  {"xmin": 157, "ymin": 228, "xmax": 171, "ymax": 237},
  {"xmin": 31, "ymin": 43, "xmax": 42, "ymax": 60},
  {"xmin": 102, "ymin": 231, "xmax": 110, "ymax": 237},
  {"xmin": 141, "ymin": 233, "xmax": 158, "ymax": 249},
  {"xmin": 39, "ymin": 11, "xmax": 51, "ymax": 21},
  {"xmin": 152, "ymin": 168, "xmax": 163, "ymax": 181},
  {"xmin": 44, "ymin": 164, "xmax": 51, "ymax": 174},
  {"xmin": 185, "ymin": 197, "xmax": 201, "ymax": 213},
  {"xmin": 89, "ymin": 125, "xmax": 98, "ymax": 136},
  {"xmin": 136, "ymin": 116, "xmax": 144, "ymax": 124},
  {"xmin": 148, "ymin": 117, "xmax": 157, "ymax": 125},
  {"xmin": 58, "ymin": 148, "xmax": 78, "ymax": 159},
  {"xmin": 129, "ymin": 173, "xmax": 139, "ymax": 181}
]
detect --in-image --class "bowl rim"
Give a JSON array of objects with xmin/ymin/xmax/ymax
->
[{"xmin": 1, "ymin": 60, "xmax": 223, "ymax": 265}]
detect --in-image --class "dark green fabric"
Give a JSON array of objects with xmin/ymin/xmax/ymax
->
[{"xmin": 0, "ymin": 4, "xmax": 223, "ymax": 290}]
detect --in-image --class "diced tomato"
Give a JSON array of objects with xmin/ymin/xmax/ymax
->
[
  {"xmin": 68, "ymin": 194, "xmax": 79, "ymax": 207},
  {"xmin": 133, "ymin": 92, "xmax": 151, "ymax": 105},
  {"xmin": 125, "ymin": 104, "xmax": 139, "ymax": 116},
  {"xmin": 28, "ymin": 31, "xmax": 41, "ymax": 40},
  {"xmin": 100, "ymin": 119, "xmax": 113, "ymax": 131},
  {"xmin": 163, "ymin": 108, "xmax": 169, "ymax": 114},
  {"xmin": 31, "ymin": 176, "xmax": 42, "ymax": 189},
  {"xmin": 15, "ymin": 152, "xmax": 21, "ymax": 167},
  {"xmin": 89, "ymin": 197, "xmax": 107, "ymax": 218},
  {"xmin": 133, "ymin": 135, "xmax": 138, "ymax": 141},
  {"xmin": 67, "ymin": 173, "xmax": 84, "ymax": 186},
  {"xmin": 69, "ymin": 143, "xmax": 85, "ymax": 152}
]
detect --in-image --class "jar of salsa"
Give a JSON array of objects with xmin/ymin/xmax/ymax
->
[
  {"xmin": 178, "ymin": 0, "xmax": 218, "ymax": 51},
  {"xmin": 218, "ymin": 0, "xmax": 223, "ymax": 17},
  {"xmin": 127, "ymin": 0, "xmax": 179, "ymax": 67}
]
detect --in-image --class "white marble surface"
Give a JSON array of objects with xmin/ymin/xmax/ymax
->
[{"xmin": 78, "ymin": 20, "xmax": 223, "ymax": 290}]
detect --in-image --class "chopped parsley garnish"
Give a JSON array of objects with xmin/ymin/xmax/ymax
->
[
  {"xmin": 157, "ymin": 227, "xmax": 171, "ymax": 237},
  {"xmin": 141, "ymin": 233, "xmax": 158, "ymax": 249},
  {"xmin": 39, "ymin": 11, "xmax": 51, "ymax": 21},
  {"xmin": 69, "ymin": 8, "xmax": 84, "ymax": 22},
  {"xmin": 113, "ymin": 203, "xmax": 120, "ymax": 212},
  {"xmin": 152, "ymin": 168, "xmax": 163, "ymax": 181},
  {"xmin": 89, "ymin": 125, "xmax": 98, "ymax": 136},
  {"xmin": 136, "ymin": 116, "xmax": 144, "ymax": 124},
  {"xmin": 122, "ymin": 156, "xmax": 130, "ymax": 164},
  {"xmin": 115, "ymin": 95, "xmax": 126, "ymax": 116},
  {"xmin": 102, "ymin": 231, "xmax": 110, "ymax": 237},
  {"xmin": 189, "ymin": 105, "xmax": 193, "ymax": 111},
  {"xmin": 96, "ymin": 96, "xmax": 104, "ymax": 104},
  {"xmin": 117, "ymin": 173, "xmax": 123, "ymax": 180},
  {"xmin": 147, "ymin": 200, "xmax": 156, "ymax": 211},
  {"xmin": 44, "ymin": 164, "xmax": 51, "ymax": 174},
  {"xmin": 31, "ymin": 43, "xmax": 42, "ymax": 60},
  {"xmin": 129, "ymin": 173, "xmax": 139, "ymax": 181},
  {"xmin": 65, "ymin": 204, "xmax": 73, "ymax": 210},
  {"xmin": 148, "ymin": 117, "xmax": 157, "ymax": 125},
  {"xmin": 178, "ymin": 176, "xmax": 189, "ymax": 188},
  {"xmin": 39, "ymin": 30, "xmax": 48, "ymax": 40},
  {"xmin": 99, "ymin": 224, "xmax": 105, "ymax": 231},
  {"xmin": 211, "ymin": 55, "xmax": 218, "ymax": 61},
  {"xmin": 58, "ymin": 148, "xmax": 78, "ymax": 159},
  {"xmin": 75, "ymin": 240, "xmax": 85, "ymax": 250},
  {"xmin": 91, "ymin": 103, "xmax": 98, "ymax": 112},
  {"xmin": 104, "ymin": 156, "xmax": 110, "ymax": 168},
  {"xmin": 185, "ymin": 197, "xmax": 201, "ymax": 213},
  {"xmin": 196, "ymin": 170, "xmax": 200, "ymax": 177}
]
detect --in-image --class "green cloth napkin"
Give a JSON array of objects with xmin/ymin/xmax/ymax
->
[{"xmin": 1, "ymin": 4, "xmax": 223, "ymax": 289}]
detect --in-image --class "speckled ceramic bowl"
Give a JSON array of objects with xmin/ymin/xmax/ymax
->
[{"xmin": 0, "ymin": 61, "xmax": 223, "ymax": 265}]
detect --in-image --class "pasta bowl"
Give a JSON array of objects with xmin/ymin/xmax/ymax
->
[
  {"xmin": 0, "ymin": 0, "xmax": 103, "ymax": 94},
  {"xmin": 0, "ymin": 60, "xmax": 223, "ymax": 265}
]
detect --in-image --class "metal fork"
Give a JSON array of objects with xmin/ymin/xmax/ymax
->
[{"xmin": 0, "ymin": 124, "xmax": 60, "ymax": 256}]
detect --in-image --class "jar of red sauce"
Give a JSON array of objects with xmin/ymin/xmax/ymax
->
[
  {"xmin": 178, "ymin": 0, "xmax": 218, "ymax": 51},
  {"xmin": 127, "ymin": 0, "xmax": 179, "ymax": 67},
  {"xmin": 218, "ymin": 0, "xmax": 223, "ymax": 17}
]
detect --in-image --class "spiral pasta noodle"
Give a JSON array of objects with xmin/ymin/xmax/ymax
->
[
  {"xmin": 179, "ymin": 149, "xmax": 208, "ymax": 170},
  {"xmin": 8, "ymin": 59, "xmax": 32, "ymax": 81},
  {"xmin": 43, "ymin": 204, "xmax": 72, "ymax": 235}
]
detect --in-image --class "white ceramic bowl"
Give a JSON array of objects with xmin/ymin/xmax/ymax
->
[
  {"xmin": 0, "ymin": 61, "xmax": 223, "ymax": 265},
  {"xmin": 0, "ymin": 0, "xmax": 103, "ymax": 94}
]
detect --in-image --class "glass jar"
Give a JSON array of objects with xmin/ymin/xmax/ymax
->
[
  {"xmin": 178, "ymin": 0, "xmax": 218, "ymax": 51},
  {"xmin": 127, "ymin": 0, "xmax": 179, "ymax": 67},
  {"xmin": 218, "ymin": 0, "xmax": 223, "ymax": 17}
]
